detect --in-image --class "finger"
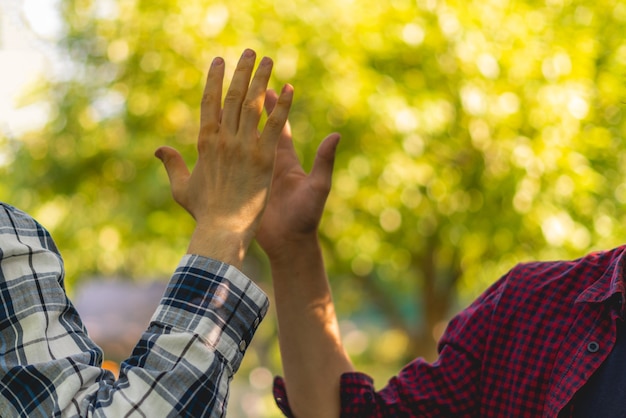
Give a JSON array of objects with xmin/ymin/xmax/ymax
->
[
  {"xmin": 155, "ymin": 146, "xmax": 190, "ymax": 192},
  {"xmin": 264, "ymin": 89, "xmax": 278, "ymax": 115},
  {"xmin": 221, "ymin": 49, "xmax": 257, "ymax": 134},
  {"xmin": 259, "ymin": 84, "xmax": 294, "ymax": 153},
  {"xmin": 309, "ymin": 133, "xmax": 340, "ymax": 194},
  {"xmin": 265, "ymin": 89, "xmax": 293, "ymax": 152},
  {"xmin": 239, "ymin": 56, "xmax": 273, "ymax": 137},
  {"xmin": 199, "ymin": 57, "xmax": 225, "ymax": 138}
]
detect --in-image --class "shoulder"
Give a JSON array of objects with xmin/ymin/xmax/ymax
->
[
  {"xmin": 0, "ymin": 202, "xmax": 45, "ymax": 231},
  {"xmin": 488, "ymin": 247, "xmax": 626, "ymax": 321},
  {"xmin": 504, "ymin": 247, "xmax": 625, "ymax": 293},
  {"xmin": 0, "ymin": 202, "xmax": 61, "ymax": 257}
]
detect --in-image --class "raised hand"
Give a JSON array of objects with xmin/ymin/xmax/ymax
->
[
  {"xmin": 155, "ymin": 49, "xmax": 293, "ymax": 268},
  {"xmin": 256, "ymin": 89, "xmax": 340, "ymax": 262}
]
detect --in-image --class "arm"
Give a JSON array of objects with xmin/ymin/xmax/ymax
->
[
  {"xmin": 0, "ymin": 203, "xmax": 267, "ymax": 418},
  {"xmin": 0, "ymin": 49, "xmax": 291, "ymax": 417},
  {"xmin": 257, "ymin": 91, "xmax": 353, "ymax": 418},
  {"xmin": 257, "ymin": 94, "xmax": 490, "ymax": 418},
  {"xmin": 146, "ymin": 49, "xmax": 293, "ymax": 414}
]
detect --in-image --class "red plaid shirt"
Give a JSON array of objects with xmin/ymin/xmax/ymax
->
[{"xmin": 274, "ymin": 246, "xmax": 626, "ymax": 417}]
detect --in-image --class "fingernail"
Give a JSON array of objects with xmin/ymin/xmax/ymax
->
[
  {"xmin": 154, "ymin": 149, "xmax": 163, "ymax": 160},
  {"xmin": 281, "ymin": 84, "xmax": 294, "ymax": 94},
  {"xmin": 242, "ymin": 48, "xmax": 255, "ymax": 58},
  {"xmin": 260, "ymin": 56, "xmax": 272, "ymax": 66},
  {"xmin": 212, "ymin": 57, "xmax": 224, "ymax": 66}
]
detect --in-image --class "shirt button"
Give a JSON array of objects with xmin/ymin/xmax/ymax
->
[
  {"xmin": 239, "ymin": 340, "xmax": 247, "ymax": 352},
  {"xmin": 587, "ymin": 341, "xmax": 600, "ymax": 353}
]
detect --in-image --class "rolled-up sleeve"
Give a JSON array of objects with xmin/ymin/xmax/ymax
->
[
  {"xmin": 0, "ymin": 203, "xmax": 269, "ymax": 417},
  {"xmin": 272, "ymin": 273, "xmax": 506, "ymax": 417}
]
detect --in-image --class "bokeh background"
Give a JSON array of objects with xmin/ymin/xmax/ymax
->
[{"xmin": 2, "ymin": 0, "xmax": 626, "ymax": 416}]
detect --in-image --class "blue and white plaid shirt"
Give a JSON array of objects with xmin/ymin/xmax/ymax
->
[{"xmin": 0, "ymin": 203, "xmax": 269, "ymax": 417}]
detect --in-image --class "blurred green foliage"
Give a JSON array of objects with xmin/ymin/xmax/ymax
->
[{"xmin": 4, "ymin": 0, "xmax": 626, "ymax": 416}]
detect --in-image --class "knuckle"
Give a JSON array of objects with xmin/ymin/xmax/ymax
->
[
  {"xmin": 242, "ymin": 98, "xmax": 260, "ymax": 111},
  {"xmin": 265, "ymin": 115, "xmax": 285, "ymax": 130},
  {"xmin": 235, "ymin": 62, "xmax": 254, "ymax": 73},
  {"xmin": 199, "ymin": 116, "xmax": 218, "ymax": 131},
  {"xmin": 224, "ymin": 89, "xmax": 244, "ymax": 103},
  {"xmin": 201, "ymin": 91, "xmax": 219, "ymax": 104}
]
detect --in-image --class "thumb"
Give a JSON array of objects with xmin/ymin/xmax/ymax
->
[
  {"xmin": 155, "ymin": 146, "xmax": 190, "ymax": 190},
  {"xmin": 309, "ymin": 133, "xmax": 340, "ymax": 192}
]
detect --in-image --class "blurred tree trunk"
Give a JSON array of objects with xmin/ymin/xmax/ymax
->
[{"xmin": 362, "ymin": 239, "xmax": 461, "ymax": 362}]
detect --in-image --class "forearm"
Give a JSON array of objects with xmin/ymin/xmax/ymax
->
[
  {"xmin": 271, "ymin": 236, "xmax": 354, "ymax": 418},
  {"xmin": 187, "ymin": 224, "xmax": 251, "ymax": 270}
]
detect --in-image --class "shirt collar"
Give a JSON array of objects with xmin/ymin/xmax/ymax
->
[{"xmin": 576, "ymin": 249, "xmax": 626, "ymax": 306}]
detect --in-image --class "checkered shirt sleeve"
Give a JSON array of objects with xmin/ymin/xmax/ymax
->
[{"xmin": 0, "ymin": 203, "xmax": 269, "ymax": 417}]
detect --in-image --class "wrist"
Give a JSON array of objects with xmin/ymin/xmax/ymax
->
[
  {"xmin": 187, "ymin": 225, "xmax": 253, "ymax": 269},
  {"xmin": 267, "ymin": 233, "xmax": 323, "ymax": 271}
]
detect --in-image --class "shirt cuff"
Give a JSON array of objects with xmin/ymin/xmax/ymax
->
[
  {"xmin": 150, "ymin": 254, "xmax": 269, "ymax": 374},
  {"xmin": 273, "ymin": 372, "xmax": 377, "ymax": 417},
  {"xmin": 273, "ymin": 376, "xmax": 294, "ymax": 417}
]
